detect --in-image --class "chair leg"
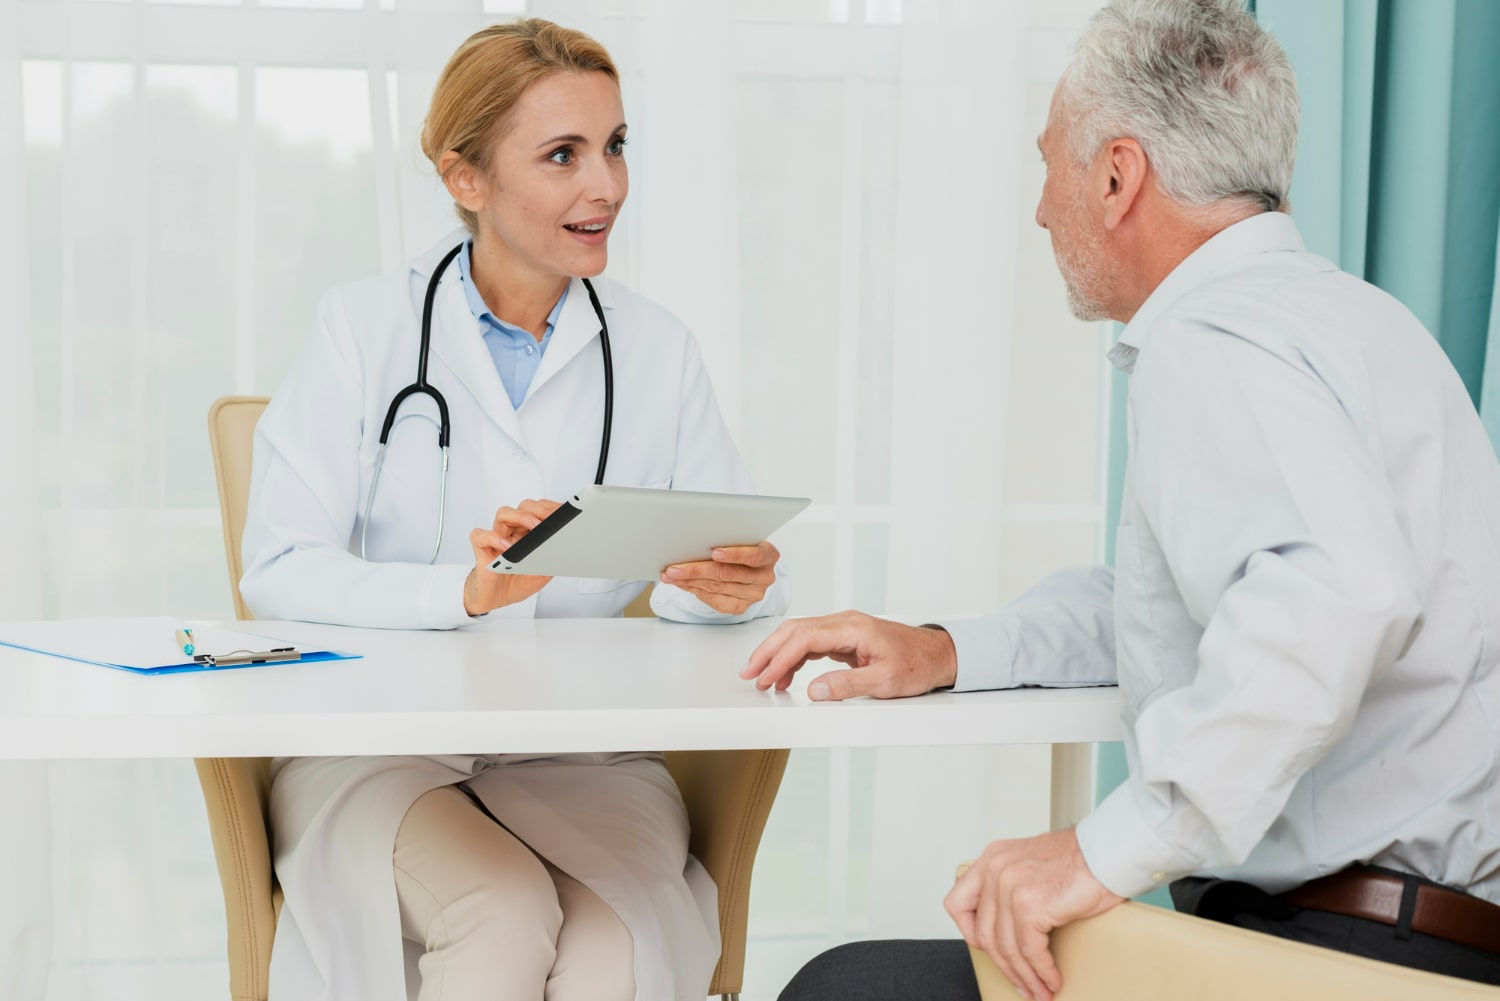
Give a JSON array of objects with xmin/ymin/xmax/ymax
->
[{"xmin": 718, "ymin": 995, "xmax": 740, "ymax": 1001}]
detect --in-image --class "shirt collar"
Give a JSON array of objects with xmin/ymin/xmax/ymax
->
[
  {"xmin": 1109, "ymin": 211, "xmax": 1306, "ymax": 374},
  {"xmin": 456, "ymin": 239, "xmax": 568, "ymax": 336}
]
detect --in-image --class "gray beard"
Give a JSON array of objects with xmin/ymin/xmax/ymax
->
[{"xmin": 1065, "ymin": 277, "xmax": 1112, "ymax": 322}]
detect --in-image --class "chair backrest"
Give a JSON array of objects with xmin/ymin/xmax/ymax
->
[
  {"xmin": 203, "ymin": 396, "xmax": 277, "ymax": 1001},
  {"xmin": 968, "ymin": 899, "xmax": 1500, "ymax": 1001},
  {"xmin": 208, "ymin": 396, "xmax": 270, "ymax": 622}
]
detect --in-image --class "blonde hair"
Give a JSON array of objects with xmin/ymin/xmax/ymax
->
[{"xmin": 422, "ymin": 19, "xmax": 619, "ymax": 235}]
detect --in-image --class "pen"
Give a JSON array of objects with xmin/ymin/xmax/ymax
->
[{"xmin": 176, "ymin": 627, "xmax": 195, "ymax": 657}]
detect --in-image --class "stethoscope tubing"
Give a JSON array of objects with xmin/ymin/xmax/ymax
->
[{"xmin": 361, "ymin": 243, "xmax": 612, "ymax": 564}]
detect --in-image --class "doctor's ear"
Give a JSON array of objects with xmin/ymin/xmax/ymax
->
[{"xmin": 438, "ymin": 150, "xmax": 487, "ymax": 213}]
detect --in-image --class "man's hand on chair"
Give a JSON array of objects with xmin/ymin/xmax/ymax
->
[{"xmin": 945, "ymin": 829, "xmax": 1124, "ymax": 1001}]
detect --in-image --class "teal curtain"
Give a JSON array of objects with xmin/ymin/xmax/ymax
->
[{"xmin": 1093, "ymin": 0, "xmax": 1500, "ymax": 906}]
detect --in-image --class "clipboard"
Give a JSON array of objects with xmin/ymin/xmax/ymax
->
[
  {"xmin": 487, "ymin": 484, "xmax": 810, "ymax": 580},
  {"xmin": 0, "ymin": 617, "xmax": 361, "ymax": 675}
]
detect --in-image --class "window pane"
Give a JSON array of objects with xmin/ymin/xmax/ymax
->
[
  {"xmin": 146, "ymin": 65, "xmax": 239, "ymax": 509},
  {"xmin": 261, "ymin": 0, "xmax": 363, "ymax": 10},
  {"xmin": 735, "ymin": 77, "xmax": 844, "ymax": 502},
  {"xmin": 255, "ymin": 67, "xmax": 379, "ymax": 391},
  {"xmin": 22, "ymin": 60, "xmax": 64, "ymax": 497},
  {"xmin": 66, "ymin": 62, "xmax": 137, "ymax": 509},
  {"xmin": 736, "ymin": 0, "xmax": 849, "ymax": 21}
]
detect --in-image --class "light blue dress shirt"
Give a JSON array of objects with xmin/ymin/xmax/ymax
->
[{"xmin": 456, "ymin": 241, "xmax": 567, "ymax": 410}]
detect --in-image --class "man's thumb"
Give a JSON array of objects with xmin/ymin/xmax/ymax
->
[{"xmin": 808, "ymin": 667, "xmax": 876, "ymax": 702}]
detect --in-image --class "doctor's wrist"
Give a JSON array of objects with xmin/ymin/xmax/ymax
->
[{"xmin": 463, "ymin": 568, "xmax": 486, "ymax": 617}]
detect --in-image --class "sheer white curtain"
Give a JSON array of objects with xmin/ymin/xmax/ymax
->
[{"xmin": 1, "ymin": 0, "xmax": 1108, "ymax": 997}]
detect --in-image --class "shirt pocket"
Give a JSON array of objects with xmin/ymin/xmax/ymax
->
[{"xmin": 1112, "ymin": 523, "xmax": 1165, "ymax": 712}]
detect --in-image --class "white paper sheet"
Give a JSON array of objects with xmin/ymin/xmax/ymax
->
[{"xmin": 0, "ymin": 617, "xmax": 303, "ymax": 671}]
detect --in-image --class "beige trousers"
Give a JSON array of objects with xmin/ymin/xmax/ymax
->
[{"xmin": 393, "ymin": 785, "xmax": 635, "ymax": 1001}]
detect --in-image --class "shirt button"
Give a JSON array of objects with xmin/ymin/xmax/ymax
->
[
  {"xmin": 524, "ymin": 345, "xmax": 535, "ymax": 355},
  {"xmin": 1150, "ymin": 872, "xmax": 1167, "ymax": 884}
]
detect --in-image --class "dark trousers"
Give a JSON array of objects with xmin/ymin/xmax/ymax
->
[
  {"xmin": 777, "ymin": 880, "xmax": 1500, "ymax": 1001},
  {"xmin": 777, "ymin": 939, "xmax": 982, "ymax": 1001},
  {"xmin": 1169, "ymin": 874, "xmax": 1500, "ymax": 987}
]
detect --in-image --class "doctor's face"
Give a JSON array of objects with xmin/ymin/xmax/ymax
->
[
  {"xmin": 471, "ymin": 70, "xmax": 628, "ymax": 281},
  {"xmin": 1035, "ymin": 86, "xmax": 1119, "ymax": 322}
]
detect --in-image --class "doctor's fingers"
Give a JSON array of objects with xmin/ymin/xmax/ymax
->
[
  {"xmin": 677, "ymin": 588, "xmax": 757, "ymax": 616},
  {"xmin": 491, "ymin": 499, "xmax": 561, "ymax": 532},
  {"xmin": 491, "ymin": 507, "xmax": 542, "ymax": 534},
  {"xmin": 669, "ymin": 575, "xmax": 769, "ymax": 602},
  {"xmin": 663, "ymin": 557, "xmax": 775, "ymax": 587},
  {"xmin": 470, "ymin": 527, "xmax": 513, "ymax": 556},
  {"xmin": 710, "ymin": 541, "xmax": 780, "ymax": 569}
]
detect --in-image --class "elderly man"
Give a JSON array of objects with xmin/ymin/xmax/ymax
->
[{"xmin": 750, "ymin": 1, "xmax": 1500, "ymax": 999}]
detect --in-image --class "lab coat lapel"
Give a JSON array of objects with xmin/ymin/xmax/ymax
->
[
  {"xmin": 418, "ymin": 249, "xmax": 528, "ymax": 449},
  {"xmin": 525, "ymin": 277, "xmax": 612, "ymax": 403}
]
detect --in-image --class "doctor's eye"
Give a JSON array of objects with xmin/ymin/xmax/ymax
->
[
  {"xmin": 547, "ymin": 146, "xmax": 575, "ymax": 166},
  {"xmin": 606, "ymin": 135, "xmax": 628, "ymax": 156}
]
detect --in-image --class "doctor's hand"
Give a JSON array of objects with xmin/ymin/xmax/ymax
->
[
  {"xmin": 740, "ymin": 611, "xmax": 958, "ymax": 700},
  {"xmin": 946, "ymin": 829, "xmax": 1123, "ymax": 1001},
  {"xmin": 661, "ymin": 541, "xmax": 780, "ymax": 615},
  {"xmin": 464, "ymin": 499, "xmax": 561, "ymax": 616}
]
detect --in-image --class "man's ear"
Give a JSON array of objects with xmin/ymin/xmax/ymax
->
[
  {"xmin": 438, "ymin": 151, "xmax": 486, "ymax": 213},
  {"xmin": 1099, "ymin": 138, "xmax": 1148, "ymax": 231}
]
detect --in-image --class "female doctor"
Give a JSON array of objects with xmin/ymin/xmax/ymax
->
[{"xmin": 239, "ymin": 19, "xmax": 786, "ymax": 1001}]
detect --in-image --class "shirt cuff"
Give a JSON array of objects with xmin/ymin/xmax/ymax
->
[
  {"xmin": 937, "ymin": 615, "xmax": 1019, "ymax": 692},
  {"xmin": 1075, "ymin": 782, "xmax": 1200, "ymax": 899},
  {"xmin": 418, "ymin": 563, "xmax": 481, "ymax": 629}
]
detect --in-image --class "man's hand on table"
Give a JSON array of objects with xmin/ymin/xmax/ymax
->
[
  {"xmin": 740, "ymin": 611, "xmax": 958, "ymax": 700},
  {"xmin": 946, "ymin": 829, "xmax": 1124, "ymax": 1001}
]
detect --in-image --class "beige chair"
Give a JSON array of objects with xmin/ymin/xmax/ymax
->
[
  {"xmin": 964, "ymin": 889, "xmax": 1500, "ymax": 1000},
  {"xmin": 197, "ymin": 395, "xmax": 788, "ymax": 1001}
]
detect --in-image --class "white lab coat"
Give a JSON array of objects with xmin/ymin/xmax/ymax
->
[{"xmin": 240, "ymin": 229, "xmax": 787, "ymax": 1001}]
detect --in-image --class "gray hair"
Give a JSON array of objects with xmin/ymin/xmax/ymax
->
[{"xmin": 1061, "ymin": 0, "xmax": 1299, "ymax": 213}]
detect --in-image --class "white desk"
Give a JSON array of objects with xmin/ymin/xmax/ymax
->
[{"xmin": 0, "ymin": 617, "xmax": 1121, "ymax": 820}]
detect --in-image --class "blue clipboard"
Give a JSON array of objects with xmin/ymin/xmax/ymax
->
[{"xmin": 0, "ymin": 617, "xmax": 362, "ymax": 675}]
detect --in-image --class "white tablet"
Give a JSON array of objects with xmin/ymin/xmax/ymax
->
[{"xmin": 486, "ymin": 485, "xmax": 810, "ymax": 580}]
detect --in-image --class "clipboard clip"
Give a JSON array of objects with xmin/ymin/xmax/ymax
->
[{"xmin": 193, "ymin": 646, "xmax": 300, "ymax": 668}]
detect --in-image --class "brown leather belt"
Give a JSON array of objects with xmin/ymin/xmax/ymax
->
[{"xmin": 1281, "ymin": 867, "xmax": 1500, "ymax": 957}]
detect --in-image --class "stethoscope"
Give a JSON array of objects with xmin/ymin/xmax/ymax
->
[{"xmin": 361, "ymin": 242, "xmax": 614, "ymax": 563}]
